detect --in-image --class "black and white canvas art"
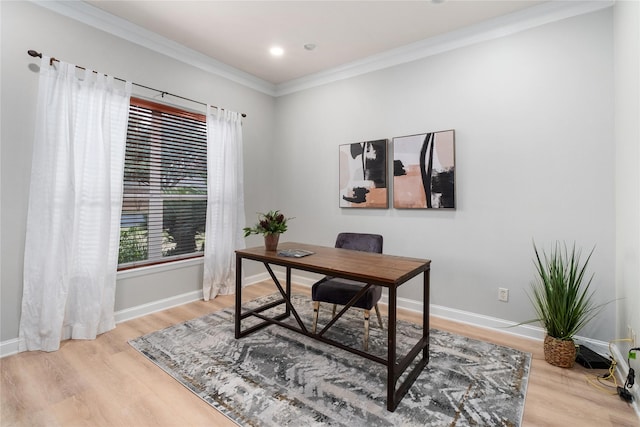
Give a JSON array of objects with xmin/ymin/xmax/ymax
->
[
  {"xmin": 393, "ymin": 130, "xmax": 455, "ymax": 209},
  {"xmin": 339, "ymin": 139, "xmax": 388, "ymax": 208}
]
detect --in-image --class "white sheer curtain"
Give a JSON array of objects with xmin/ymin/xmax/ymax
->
[
  {"xmin": 203, "ymin": 106, "xmax": 246, "ymax": 300},
  {"xmin": 19, "ymin": 57, "xmax": 131, "ymax": 352}
]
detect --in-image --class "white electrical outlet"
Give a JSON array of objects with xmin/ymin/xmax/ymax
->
[
  {"xmin": 498, "ymin": 288, "xmax": 509, "ymax": 302},
  {"xmin": 628, "ymin": 325, "xmax": 637, "ymax": 346}
]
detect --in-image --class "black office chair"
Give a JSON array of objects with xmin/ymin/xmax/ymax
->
[{"xmin": 311, "ymin": 232, "xmax": 384, "ymax": 351}]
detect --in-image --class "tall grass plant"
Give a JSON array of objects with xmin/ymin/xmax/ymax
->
[{"xmin": 528, "ymin": 241, "xmax": 605, "ymax": 341}]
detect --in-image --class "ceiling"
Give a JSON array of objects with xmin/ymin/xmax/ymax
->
[{"xmin": 84, "ymin": 1, "xmax": 547, "ymax": 85}]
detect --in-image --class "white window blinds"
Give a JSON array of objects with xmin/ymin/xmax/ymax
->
[{"xmin": 119, "ymin": 97, "xmax": 207, "ymax": 269}]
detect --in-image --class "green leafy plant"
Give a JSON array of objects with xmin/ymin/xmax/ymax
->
[
  {"xmin": 119, "ymin": 227, "xmax": 148, "ymax": 264},
  {"xmin": 243, "ymin": 210, "xmax": 293, "ymax": 237},
  {"xmin": 526, "ymin": 241, "xmax": 607, "ymax": 341}
]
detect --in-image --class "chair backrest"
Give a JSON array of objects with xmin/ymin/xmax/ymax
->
[{"xmin": 335, "ymin": 233, "xmax": 383, "ymax": 254}]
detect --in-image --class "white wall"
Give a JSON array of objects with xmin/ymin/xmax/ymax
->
[
  {"xmin": 0, "ymin": 1, "xmax": 276, "ymax": 342},
  {"xmin": 274, "ymin": 9, "xmax": 617, "ymax": 342},
  {"xmin": 614, "ymin": 0, "xmax": 640, "ymax": 372},
  {"xmin": 0, "ymin": 2, "xmax": 628, "ymax": 349}
]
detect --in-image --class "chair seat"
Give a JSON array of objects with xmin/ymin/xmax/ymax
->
[
  {"xmin": 312, "ymin": 277, "xmax": 382, "ymax": 310},
  {"xmin": 311, "ymin": 232, "xmax": 384, "ymax": 351}
]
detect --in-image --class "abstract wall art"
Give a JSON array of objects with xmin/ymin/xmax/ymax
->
[
  {"xmin": 339, "ymin": 139, "xmax": 388, "ymax": 208},
  {"xmin": 393, "ymin": 130, "xmax": 455, "ymax": 209}
]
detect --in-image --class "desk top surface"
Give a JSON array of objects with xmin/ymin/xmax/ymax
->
[{"xmin": 236, "ymin": 242, "xmax": 430, "ymax": 287}]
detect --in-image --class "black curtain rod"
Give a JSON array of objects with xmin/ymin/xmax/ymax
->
[{"xmin": 27, "ymin": 50, "xmax": 247, "ymax": 118}]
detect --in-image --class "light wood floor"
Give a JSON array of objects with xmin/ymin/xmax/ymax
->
[{"xmin": 2, "ymin": 281, "xmax": 638, "ymax": 426}]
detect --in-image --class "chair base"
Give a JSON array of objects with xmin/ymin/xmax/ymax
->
[{"xmin": 312, "ymin": 301, "xmax": 384, "ymax": 351}]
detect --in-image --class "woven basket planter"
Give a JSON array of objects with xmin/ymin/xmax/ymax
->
[{"xmin": 544, "ymin": 335, "xmax": 576, "ymax": 368}]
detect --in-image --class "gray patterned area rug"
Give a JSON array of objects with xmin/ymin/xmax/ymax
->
[{"xmin": 129, "ymin": 293, "xmax": 530, "ymax": 427}]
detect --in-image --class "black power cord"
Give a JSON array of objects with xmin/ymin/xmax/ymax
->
[
  {"xmin": 618, "ymin": 386, "xmax": 633, "ymax": 402},
  {"xmin": 618, "ymin": 347, "xmax": 639, "ymax": 403},
  {"xmin": 627, "ymin": 367, "xmax": 636, "ymax": 388}
]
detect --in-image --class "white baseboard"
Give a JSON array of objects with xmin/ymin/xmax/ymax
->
[
  {"xmin": 0, "ymin": 338, "xmax": 22, "ymax": 358},
  {"xmin": 611, "ymin": 343, "xmax": 640, "ymax": 418},
  {"xmin": 0, "ymin": 289, "xmax": 205, "ymax": 358},
  {"xmin": 0, "ymin": 272, "xmax": 267, "ymax": 358},
  {"xmin": 0, "ymin": 271, "xmax": 610, "ymax": 359},
  {"xmin": 113, "ymin": 289, "xmax": 203, "ymax": 324}
]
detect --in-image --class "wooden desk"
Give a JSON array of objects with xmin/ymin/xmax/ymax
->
[{"xmin": 235, "ymin": 241, "xmax": 431, "ymax": 412}]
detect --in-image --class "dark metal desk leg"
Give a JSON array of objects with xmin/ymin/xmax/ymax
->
[
  {"xmin": 285, "ymin": 267, "xmax": 292, "ymax": 317},
  {"xmin": 387, "ymin": 286, "xmax": 397, "ymax": 411},
  {"xmin": 235, "ymin": 253, "xmax": 242, "ymax": 339},
  {"xmin": 424, "ymin": 268, "xmax": 430, "ymax": 360}
]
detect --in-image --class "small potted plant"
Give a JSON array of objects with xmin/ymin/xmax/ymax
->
[
  {"xmin": 523, "ymin": 241, "xmax": 608, "ymax": 368},
  {"xmin": 243, "ymin": 210, "xmax": 292, "ymax": 251}
]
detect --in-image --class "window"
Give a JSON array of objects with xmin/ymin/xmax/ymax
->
[{"xmin": 118, "ymin": 97, "xmax": 207, "ymax": 269}]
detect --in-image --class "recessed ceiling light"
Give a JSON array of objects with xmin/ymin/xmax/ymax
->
[{"xmin": 270, "ymin": 46, "xmax": 284, "ymax": 56}]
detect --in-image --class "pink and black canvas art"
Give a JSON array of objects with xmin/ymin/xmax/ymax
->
[{"xmin": 393, "ymin": 130, "xmax": 455, "ymax": 209}]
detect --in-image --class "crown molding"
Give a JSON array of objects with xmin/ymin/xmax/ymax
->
[
  {"xmin": 275, "ymin": 0, "xmax": 615, "ymax": 96},
  {"xmin": 31, "ymin": 0, "xmax": 613, "ymax": 98},
  {"xmin": 30, "ymin": 0, "xmax": 278, "ymax": 96}
]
